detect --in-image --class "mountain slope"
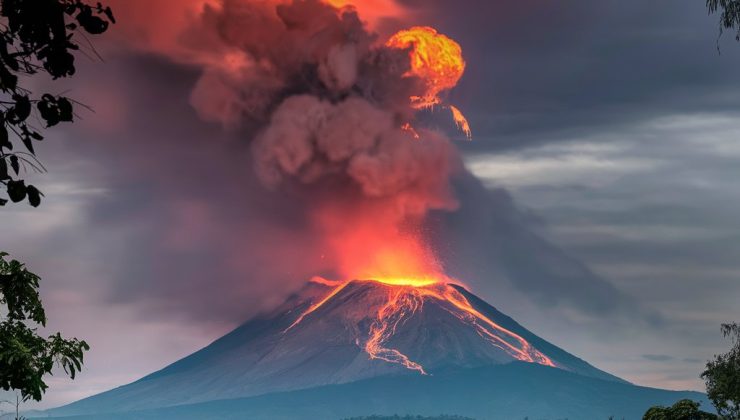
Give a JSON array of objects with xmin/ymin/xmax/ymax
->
[
  {"xmin": 49, "ymin": 280, "xmax": 626, "ymax": 417},
  {"xmin": 42, "ymin": 363, "xmax": 708, "ymax": 420}
]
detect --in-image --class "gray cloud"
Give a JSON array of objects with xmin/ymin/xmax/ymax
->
[
  {"xmin": 468, "ymin": 111, "xmax": 740, "ymax": 390},
  {"xmin": 643, "ymin": 354, "xmax": 675, "ymax": 362},
  {"xmin": 396, "ymin": 0, "xmax": 740, "ymax": 153}
]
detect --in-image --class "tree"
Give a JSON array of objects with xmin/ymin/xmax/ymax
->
[
  {"xmin": 0, "ymin": 0, "xmax": 114, "ymax": 407},
  {"xmin": 0, "ymin": 393, "xmax": 26, "ymax": 419},
  {"xmin": 0, "ymin": 0, "xmax": 115, "ymax": 208},
  {"xmin": 643, "ymin": 399, "xmax": 717, "ymax": 420},
  {"xmin": 0, "ymin": 253, "xmax": 90, "ymax": 402},
  {"xmin": 702, "ymin": 323, "xmax": 740, "ymax": 419},
  {"xmin": 707, "ymin": 0, "xmax": 740, "ymax": 41}
]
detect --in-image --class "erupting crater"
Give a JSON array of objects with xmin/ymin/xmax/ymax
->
[{"xmin": 285, "ymin": 277, "xmax": 556, "ymax": 375}]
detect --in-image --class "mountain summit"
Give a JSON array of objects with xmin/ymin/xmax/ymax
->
[{"xmin": 47, "ymin": 279, "xmax": 703, "ymax": 420}]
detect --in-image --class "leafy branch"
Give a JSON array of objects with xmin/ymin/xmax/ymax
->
[
  {"xmin": 0, "ymin": 252, "xmax": 90, "ymax": 402},
  {"xmin": 0, "ymin": 0, "xmax": 114, "ymax": 208}
]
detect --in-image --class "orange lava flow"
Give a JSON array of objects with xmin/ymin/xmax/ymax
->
[
  {"xmin": 286, "ymin": 277, "xmax": 556, "ymax": 373},
  {"xmin": 386, "ymin": 26, "xmax": 473, "ymax": 139},
  {"xmin": 400, "ymin": 122, "xmax": 420, "ymax": 139},
  {"xmin": 449, "ymin": 105, "xmax": 472, "ymax": 140},
  {"xmin": 365, "ymin": 286, "xmax": 428, "ymax": 374},
  {"xmin": 283, "ymin": 280, "xmax": 351, "ymax": 333}
]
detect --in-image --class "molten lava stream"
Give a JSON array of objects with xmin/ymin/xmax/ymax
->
[
  {"xmin": 365, "ymin": 287, "xmax": 427, "ymax": 374},
  {"xmin": 286, "ymin": 277, "xmax": 556, "ymax": 373}
]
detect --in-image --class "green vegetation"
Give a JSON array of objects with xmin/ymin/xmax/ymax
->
[
  {"xmin": 0, "ymin": 0, "xmax": 113, "ymax": 409},
  {"xmin": 702, "ymin": 323, "xmax": 740, "ymax": 419},
  {"xmin": 0, "ymin": 0, "xmax": 114, "ymax": 208},
  {"xmin": 706, "ymin": 0, "xmax": 740, "ymax": 41},
  {"xmin": 643, "ymin": 323, "xmax": 740, "ymax": 419},
  {"xmin": 0, "ymin": 252, "xmax": 89, "ymax": 402},
  {"xmin": 643, "ymin": 399, "xmax": 717, "ymax": 419}
]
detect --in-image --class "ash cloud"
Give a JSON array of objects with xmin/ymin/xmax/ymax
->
[{"xmin": 35, "ymin": 0, "xmax": 656, "ymax": 324}]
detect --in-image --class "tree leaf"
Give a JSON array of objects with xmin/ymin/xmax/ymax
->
[
  {"xmin": 9, "ymin": 154, "xmax": 19, "ymax": 174},
  {"xmin": 0, "ymin": 114, "xmax": 10, "ymax": 151},
  {"xmin": 103, "ymin": 6, "xmax": 116, "ymax": 24},
  {"xmin": 6, "ymin": 179, "xmax": 26, "ymax": 202},
  {"xmin": 58, "ymin": 97, "xmax": 74, "ymax": 122},
  {"xmin": 26, "ymin": 184, "xmax": 42, "ymax": 207},
  {"xmin": 0, "ymin": 157, "xmax": 8, "ymax": 180},
  {"xmin": 21, "ymin": 134, "xmax": 35, "ymax": 154},
  {"xmin": 12, "ymin": 94, "xmax": 31, "ymax": 122},
  {"xmin": 76, "ymin": 7, "xmax": 109, "ymax": 35},
  {"xmin": 38, "ymin": 96, "xmax": 60, "ymax": 127}
]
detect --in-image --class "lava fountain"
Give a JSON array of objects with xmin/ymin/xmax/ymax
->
[{"xmin": 386, "ymin": 25, "xmax": 473, "ymax": 139}]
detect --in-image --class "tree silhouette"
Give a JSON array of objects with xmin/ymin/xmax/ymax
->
[
  {"xmin": 0, "ymin": 0, "xmax": 114, "ymax": 406},
  {"xmin": 0, "ymin": 253, "xmax": 89, "ymax": 402},
  {"xmin": 707, "ymin": 0, "xmax": 740, "ymax": 42},
  {"xmin": 0, "ymin": 0, "xmax": 114, "ymax": 208},
  {"xmin": 702, "ymin": 323, "xmax": 740, "ymax": 419},
  {"xmin": 643, "ymin": 399, "xmax": 717, "ymax": 420}
]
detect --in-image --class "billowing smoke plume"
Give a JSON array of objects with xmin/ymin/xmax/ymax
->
[
  {"xmin": 191, "ymin": 0, "xmax": 460, "ymax": 215},
  {"xmin": 169, "ymin": 0, "xmax": 466, "ymax": 280},
  {"xmin": 48, "ymin": 0, "xmax": 648, "ymax": 324}
]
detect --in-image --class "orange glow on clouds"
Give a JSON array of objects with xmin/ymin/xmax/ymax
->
[
  {"xmin": 326, "ymin": 0, "xmax": 408, "ymax": 25},
  {"xmin": 326, "ymin": 212, "xmax": 445, "ymax": 285}
]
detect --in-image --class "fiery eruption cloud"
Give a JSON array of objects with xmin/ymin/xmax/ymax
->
[
  {"xmin": 386, "ymin": 25, "xmax": 473, "ymax": 138},
  {"xmin": 386, "ymin": 26, "xmax": 466, "ymax": 107}
]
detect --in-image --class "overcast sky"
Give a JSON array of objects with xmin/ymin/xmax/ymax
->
[{"xmin": 2, "ymin": 0, "xmax": 740, "ymax": 411}]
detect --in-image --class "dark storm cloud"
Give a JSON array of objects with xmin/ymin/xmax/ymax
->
[
  {"xmin": 429, "ymin": 173, "xmax": 659, "ymax": 323},
  {"xmin": 399, "ymin": 0, "xmax": 740, "ymax": 152}
]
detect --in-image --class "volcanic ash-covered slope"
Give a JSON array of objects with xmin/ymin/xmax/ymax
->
[{"xmin": 50, "ymin": 279, "xmax": 623, "ymax": 416}]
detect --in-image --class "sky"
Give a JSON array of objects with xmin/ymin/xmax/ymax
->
[{"xmin": 2, "ymin": 0, "xmax": 740, "ymax": 411}]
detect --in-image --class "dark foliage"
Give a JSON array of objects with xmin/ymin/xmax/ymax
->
[
  {"xmin": 702, "ymin": 323, "xmax": 740, "ymax": 419},
  {"xmin": 707, "ymin": 0, "xmax": 740, "ymax": 41},
  {"xmin": 642, "ymin": 399, "xmax": 717, "ymax": 420},
  {"xmin": 0, "ymin": 252, "xmax": 89, "ymax": 402},
  {"xmin": 0, "ymin": 0, "xmax": 114, "ymax": 208}
]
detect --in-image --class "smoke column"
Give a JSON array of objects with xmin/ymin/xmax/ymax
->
[
  {"xmin": 131, "ymin": 0, "xmax": 473, "ymax": 282},
  {"xmin": 56, "ymin": 0, "xmax": 644, "ymax": 324}
]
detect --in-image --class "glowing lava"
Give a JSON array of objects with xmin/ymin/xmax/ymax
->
[
  {"xmin": 387, "ymin": 26, "xmax": 466, "ymax": 107},
  {"xmin": 449, "ymin": 105, "xmax": 472, "ymax": 140},
  {"xmin": 386, "ymin": 26, "xmax": 472, "ymax": 139},
  {"xmin": 286, "ymin": 277, "xmax": 556, "ymax": 374}
]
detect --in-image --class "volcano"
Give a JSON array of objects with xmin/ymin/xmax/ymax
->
[{"xmin": 45, "ymin": 279, "xmax": 706, "ymax": 420}]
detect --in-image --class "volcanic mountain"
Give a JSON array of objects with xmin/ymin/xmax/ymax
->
[{"xmin": 46, "ymin": 279, "xmax": 706, "ymax": 420}]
